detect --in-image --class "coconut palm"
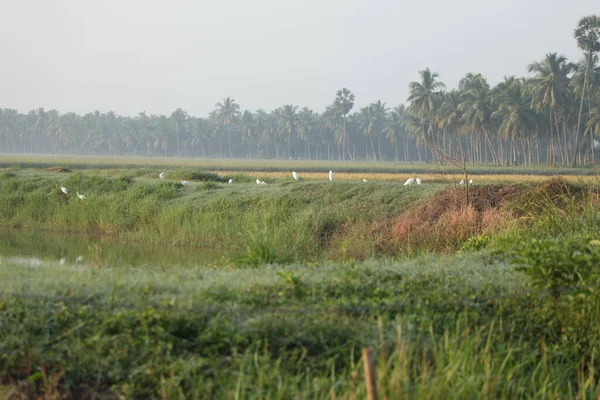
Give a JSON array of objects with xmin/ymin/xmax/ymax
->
[
  {"xmin": 333, "ymin": 88, "xmax": 355, "ymax": 160},
  {"xmin": 214, "ymin": 97, "xmax": 241, "ymax": 158},
  {"xmin": 492, "ymin": 78, "xmax": 537, "ymax": 164},
  {"xmin": 573, "ymin": 15, "xmax": 600, "ymax": 165},
  {"xmin": 407, "ymin": 68, "xmax": 446, "ymax": 149},
  {"xmin": 528, "ymin": 53, "xmax": 575, "ymax": 164},
  {"xmin": 384, "ymin": 105, "xmax": 408, "ymax": 161},
  {"xmin": 297, "ymin": 107, "xmax": 317, "ymax": 160},
  {"xmin": 459, "ymin": 73, "xmax": 499, "ymax": 164},
  {"xmin": 278, "ymin": 105, "xmax": 298, "ymax": 159}
]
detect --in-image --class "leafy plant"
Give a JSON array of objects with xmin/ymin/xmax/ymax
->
[{"xmin": 513, "ymin": 236, "xmax": 600, "ymax": 297}]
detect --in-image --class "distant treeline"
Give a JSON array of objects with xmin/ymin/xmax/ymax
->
[{"xmin": 1, "ymin": 15, "xmax": 599, "ymax": 166}]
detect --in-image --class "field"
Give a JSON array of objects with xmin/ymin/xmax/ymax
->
[{"xmin": 2, "ymin": 155, "xmax": 600, "ymax": 398}]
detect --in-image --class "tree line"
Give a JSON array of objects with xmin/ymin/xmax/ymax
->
[{"xmin": 1, "ymin": 15, "xmax": 599, "ymax": 166}]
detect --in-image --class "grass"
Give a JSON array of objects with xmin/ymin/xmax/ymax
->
[
  {"xmin": 2, "ymin": 157, "xmax": 600, "ymax": 397},
  {"xmin": 0, "ymin": 168, "xmax": 443, "ymax": 260},
  {"xmin": 2, "ymin": 153, "xmax": 600, "ymax": 176}
]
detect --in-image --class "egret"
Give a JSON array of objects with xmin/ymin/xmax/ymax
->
[
  {"xmin": 59, "ymin": 257, "xmax": 66, "ymax": 265},
  {"xmin": 362, "ymin": 179, "xmax": 368, "ymax": 182},
  {"xmin": 159, "ymin": 172, "xmax": 165, "ymax": 180},
  {"xmin": 292, "ymin": 171, "xmax": 299, "ymax": 181},
  {"xmin": 404, "ymin": 177, "xmax": 415, "ymax": 186},
  {"xmin": 76, "ymin": 191, "xmax": 86, "ymax": 200},
  {"xmin": 459, "ymin": 180, "xmax": 464, "ymax": 185},
  {"xmin": 469, "ymin": 179, "xmax": 474, "ymax": 185},
  {"xmin": 329, "ymin": 170, "xmax": 334, "ymax": 181},
  {"xmin": 75, "ymin": 255, "xmax": 84, "ymax": 263},
  {"xmin": 228, "ymin": 179, "xmax": 233, "ymax": 184},
  {"xmin": 416, "ymin": 177, "xmax": 422, "ymax": 185},
  {"xmin": 256, "ymin": 179, "xmax": 261, "ymax": 185},
  {"xmin": 181, "ymin": 180, "xmax": 190, "ymax": 186},
  {"xmin": 260, "ymin": 180, "xmax": 267, "ymax": 185},
  {"xmin": 60, "ymin": 186, "xmax": 68, "ymax": 195}
]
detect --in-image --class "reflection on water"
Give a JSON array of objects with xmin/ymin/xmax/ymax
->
[{"xmin": 0, "ymin": 228, "xmax": 227, "ymax": 267}]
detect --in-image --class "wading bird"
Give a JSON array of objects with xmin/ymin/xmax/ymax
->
[
  {"xmin": 469, "ymin": 179, "xmax": 474, "ymax": 184},
  {"xmin": 256, "ymin": 178, "xmax": 261, "ymax": 185},
  {"xmin": 60, "ymin": 186, "xmax": 68, "ymax": 195},
  {"xmin": 228, "ymin": 179, "xmax": 233, "ymax": 184},
  {"xmin": 416, "ymin": 177, "xmax": 422, "ymax": 185},
  {"xmin": 159, "ymin": 172, "xmax": 165, "ymax": 180},
  {"xmin": 459, "ymin": 179, "xmax": 464, "ymax": 185},
  {"xmin": 362, "ymin": 179, "xmax": 368, "ymax": 182},
  {"xmin": 329, "ymin": 170, "xmax": 334, "ymax": 181},
  {"xmin": 181, "ymin": 180, "xmax": 190, "ymax": 186},
  {"xmin": 76, "ymin": 191, "xmax": 86, "ymax": 200},
  {"xmin": 292, "ymin": 171, "xmax": 299, "ymax": 181},
  {"xmin": 404, "ymin": 177, "xmax": 415, "ymax": 186}
]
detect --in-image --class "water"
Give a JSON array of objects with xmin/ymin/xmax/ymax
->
[{"xmin": 0, "ymin": 228, "xmax": 227, "ymax": 267}]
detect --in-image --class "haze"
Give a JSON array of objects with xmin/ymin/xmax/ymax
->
[{"xmin": 0, "ymin": 0, "xmax": 597, "ymax": 116}]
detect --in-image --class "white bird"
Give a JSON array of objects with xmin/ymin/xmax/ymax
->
[
  {"xmin": 256, "ymin": 179, "xmax": 261, "ymax": 185},
  {"xmin": 469, "ymin": 179, "xmax": 474, "ymax": 185},
  {"xmin": 329, "ymin": 170, "xmax": 334, "ymax": 181},
  {"xmin": 260, "ymin": 181, "xmax": 267, "ymax": 185},
  {"xmin": 76, "ymin": 191, "xmax": 86, "ymax": 200},
  {"xmin": 181, "ymin": 180, "xmax": 190, "ymax": 186},
  {"xmin": 404, "ymin": 177, "xmax": 415, "ymax": 186},
  {"xmin": 362, "ymin": 179, "xmax": 368, "ymax": 182},
  {"xmin": 75, "ymin": 255, "xmax": 84, "ymax": 263},
  {"xmin": 60, "ymin": 186, "xmax": 68, "ymax": 195},
  {"xmin": 159, "ymin": 172, "xmax": 165, "ymax": 180},
  {"xmin": 292, "ymin": 171, "xmax": 299, "ymax": 181},
  {"xmin": 228, "ymin": 179, "xmax": 233, "ymax": 184},
  {"xmin": 459, "ymin": 179, "xmax": 464, "ymax": 185},
  {"xmin": 59, "ymin": 257, "xmax": 66, "ymax": 265},
  {"xmin": 416, "ymin": 177, "xmax": 422, "ymax": 185}
]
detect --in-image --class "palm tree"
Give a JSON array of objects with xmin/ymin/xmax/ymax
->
[
  {"xmin": 214, "ymin": 97, "xmax": 241, "ymax": 158},
  {"xmin": 407, "ymin": 68, "xmax": 446, "ymax": 151},
  {"xmin": 573, "ymin": 15, "xmax": 600, "ymax": 165},
  {"xmin": 383, "ymin": 105, "xmax": 407, "ymax": 161},
  {"xmin": 458, "ymin": 73, "xmax": 498, "ymax": 164},
  {"xmin": 492, "ymin": 78, "xmax": 537, "ymax": 164},
  {"xmin": 278, "ymin": 105, "xmax": 298, "ymax": 159},
  {"xmin": 528, "ymin": 53, "xmax": 575, "ymax": 164},
  {"xmin": 333, "ymin": 88, "xmax": 355, "ymax": 160},
  {"xmin": 437, "ymin": 90, "xmax": 463, "ymax": 157},
  {"xmin": 297, "ymin": 107, "xmax": 317, "ymax": 160},
  {"xmin": 169, "ymin": 108, "xmax": 188, "ymax": 157},
  {"xmin": 239, "ymin": 110, "xmax": 256, "ymax": 158}
]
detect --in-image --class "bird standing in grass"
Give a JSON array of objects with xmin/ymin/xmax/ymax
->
[
  {"xmin": 292, "ymin": 171, "xmax": 299, "ymax": 181},
  {"xmin": 228, "ymin": 179, "xmax": 233, "ymax": 184},
  {"xmin": 76, "ymin": 191, "xmax": 86, "ymax": 200},
  {"xmin": 362, "ymin": 179, "xmax": 368, "ymax": 182},
  {"xmin": 404, "ymin": 177, "xmax": 415, "ymax": 186},
  {"xmin": 469, "ymin": 179, "xmax": 474, "ymax": 185},
  {"xmin": 181, "ymin": 180, "xmax": 190, "ymax": 186},
  {"xmin": 459, "ymin": 179, "xmax": 464, "ymax": 185},
  {"xmin": 329, "ymin": 170, "xmax": 334, "ymax": 181},
  {"xmin": 416, "ymin": 177, "xmax": 422, "ymax": 185},
  {"xmin": 60, "ymin": 186, "xmax": 68, "ymax": 195},
  {"xmin": 159, "ymin": 172, "xmax": 165, "ymax": 180},
  {"xmin": 256, "ymin": 178, "xmax": 261, "ymax": 185}
]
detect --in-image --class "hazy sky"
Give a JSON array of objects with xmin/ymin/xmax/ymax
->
[{"xmin": 0, "ymin": 0, "xmax": 597, "ymax": 117}]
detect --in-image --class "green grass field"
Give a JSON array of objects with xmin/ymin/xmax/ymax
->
[{"xmin": 2, "ymin": 156, "xmax": 600, "ymax": 398}]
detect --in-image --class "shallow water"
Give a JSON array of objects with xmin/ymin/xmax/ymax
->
[{"xmin": 0, "ymin": 228, "xmax": 227, "ymax": 267}]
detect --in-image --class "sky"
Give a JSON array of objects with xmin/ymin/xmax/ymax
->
[{"xmin": 0, "ymin": 0, "xmax": 598, "ymax": 117}]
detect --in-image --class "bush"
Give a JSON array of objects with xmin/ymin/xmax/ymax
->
[{"xmin": 514, "ymin": 236, "xmax": 600, "ymax": 297}]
